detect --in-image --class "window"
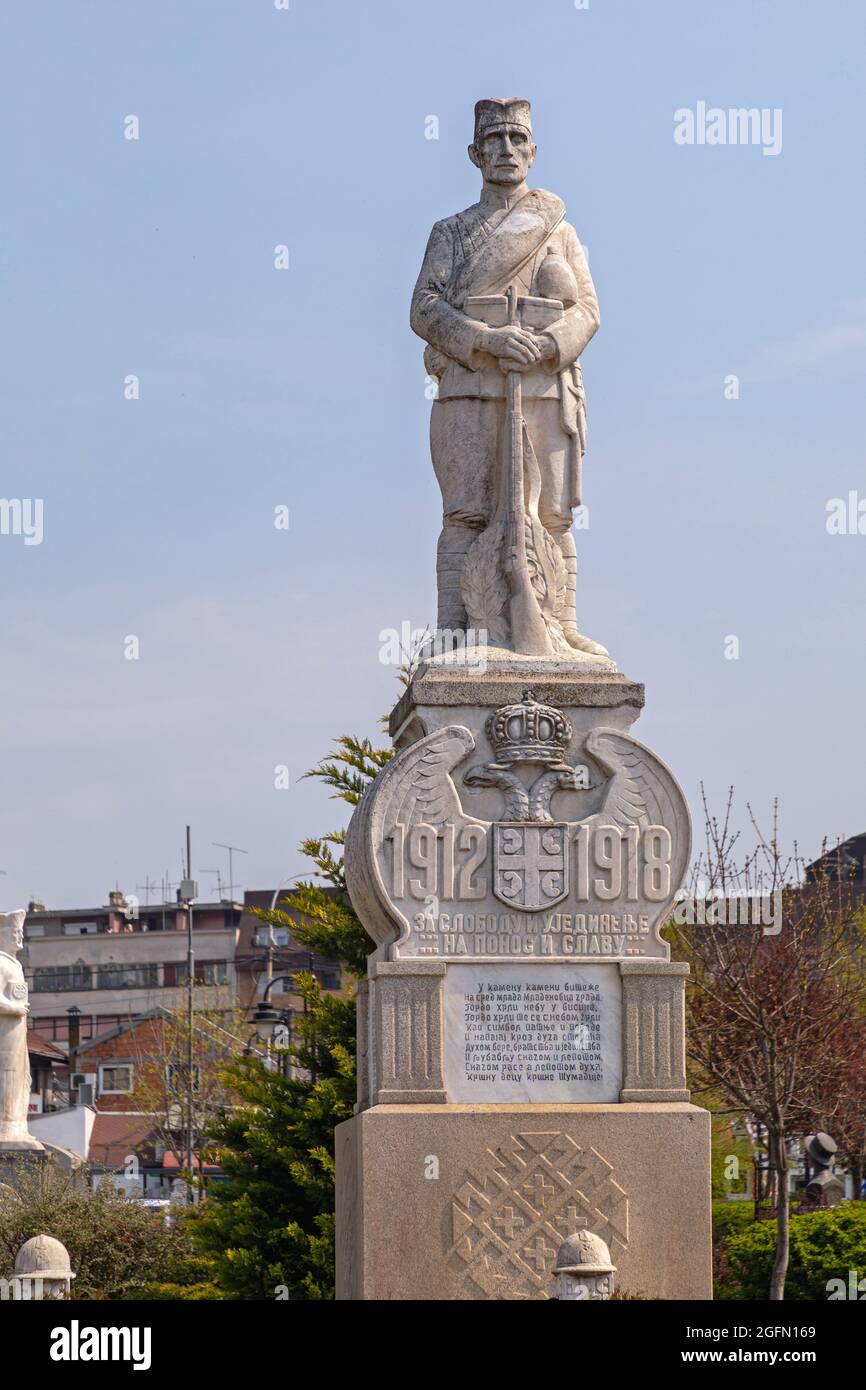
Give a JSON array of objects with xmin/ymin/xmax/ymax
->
[
  {"xmin": 95, "ymin": 964, "xmax": 159, "ymax": 990},
  {"xmin": 63, "ymin": 921, "xmax": 97, "ymax": 936},
  {"xmin": 174, "ymin": 960, "xmax": 228, "ymax": 987},
  {"xmin": 199, "ymin": 961, "xmax": 228, "ymax": 985},
  {"xmin": 31, "ymin": 964, "xmax": 92, "ymax": 993},
  {"xmin": 317, "ymin": 965, "xmax": 341, "ymax": 991},
  {"xmin": 254, "ymin": 928, "xmax": 290, "ymax": 947},
  {"xmin": 25, "ymin": 924, "xmax": 45, "ymax": 939},
  {"xmin": 256, "ymin": 973, "xmax": 292, "ymax": 996},
  {"xmin": 99, "ymin": 1063, "xmax": 134, "ymax": 1095}
]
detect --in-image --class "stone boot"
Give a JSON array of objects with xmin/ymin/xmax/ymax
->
[{"xmin": 556, "ymin": 530, "xmax": 610, "ymax": 657}]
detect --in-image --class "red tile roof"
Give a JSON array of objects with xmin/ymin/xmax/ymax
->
[
  {"xmin": 26, "ymin": 1030, "xmax": 68, "ymax": 1062},
  {"xmin": 88, "ymin": 1113, "xmax": 158, "ymax": 1168}
]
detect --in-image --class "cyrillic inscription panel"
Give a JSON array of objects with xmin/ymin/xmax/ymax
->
[{"xmin": 443, "ymin": 962, "xmax": 622, "ymax": 1103}]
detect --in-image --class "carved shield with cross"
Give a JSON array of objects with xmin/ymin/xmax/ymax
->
[{"xmin": 492, "ymin": 823, "xmax": 569, "ymax": 911}]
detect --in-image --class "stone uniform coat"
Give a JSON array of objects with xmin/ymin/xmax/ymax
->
[
  {"xmin": 410, "ymin": 187, "xmax": 599, "ymax": 507},
  {"xmin": 0, "ymin": 951, "xmax": 31, "ymax": 1142}
]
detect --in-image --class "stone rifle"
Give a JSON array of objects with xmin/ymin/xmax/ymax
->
[
  {"xmin": 501, "ymin": 284, "xmax": 554, "ymax": 657},
  {"xmin": 465, "ymin": 284, "xmax": 570, "ymax": 657}
]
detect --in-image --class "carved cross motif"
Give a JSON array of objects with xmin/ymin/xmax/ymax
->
[
  {"xmin": 491, "ymin": 1204, "xmax": 524, "ymax": 1239},
  {"xmin": 523, "ymin": 1171, "xmax": 555, "ymax": 1208},
  {"xmin": 523, "ymin": 1234, "xmax": 555, "ymax": 1271}
]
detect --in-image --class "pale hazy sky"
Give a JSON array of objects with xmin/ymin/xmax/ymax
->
[{"xmin": 1, "ymin": 0, "xmax": 864, "ymax": 908}]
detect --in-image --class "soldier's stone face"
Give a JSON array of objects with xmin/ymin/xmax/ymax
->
[
  {"xmin": 470, "ymin": 127, "xmax": 535, "ymax": 185},
  {"xmin": 0, "ymin": 914, "xmax": 24, "ymax": 952}
]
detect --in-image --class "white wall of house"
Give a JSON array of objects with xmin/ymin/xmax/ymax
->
[{"xmin": 29, "ymin": 1103, "xmax": 96, "ymax": 1161}]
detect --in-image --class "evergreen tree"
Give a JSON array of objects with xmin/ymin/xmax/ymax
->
[{"xmin": 190, "ymin": 734, "xmax": 390, "ymax": 1299}]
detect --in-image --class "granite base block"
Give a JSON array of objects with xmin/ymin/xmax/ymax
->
[
  {"xmin": 0, "ymin": 1147, "xmax": 50, "ymax": 1194},
  {"xmin": 336, "ymin": 1103, "xmax": 712, "ymax": 1301}
]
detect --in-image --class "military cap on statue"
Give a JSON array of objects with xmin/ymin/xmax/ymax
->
[{"xmin": 473, "ymin": 97, "xmax": 532, "ymax": 140}]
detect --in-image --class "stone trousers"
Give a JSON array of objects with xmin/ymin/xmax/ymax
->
[
  {"xmin": 0, "ymin": 1025, "xmax": 31, "ymax": 1142},
  {"xmin": 430, "ymin": 395, "xmax": 577, "ymax": 631}
]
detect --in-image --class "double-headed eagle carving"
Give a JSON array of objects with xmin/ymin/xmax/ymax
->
[
  {"xmin": 344, "ymin": 693, "xmax": 691, "ymax": 950},
  {"xmin": 375, "ymin": 722, "xmax": 681, "ymax": 842}
]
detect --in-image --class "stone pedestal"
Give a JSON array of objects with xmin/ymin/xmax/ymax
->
[
  {"xmin": 0, "ymin": 1147, "xmax": 49, "ymax": 1194},
  {"xmin": 340, "ymin": 657, "xmax": 712, "ymax": 1300},
  {"xmin": 336, "ymin": 1104, "xmax": 712, "ymax": 1300}
]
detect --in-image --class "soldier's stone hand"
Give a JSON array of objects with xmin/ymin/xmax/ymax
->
[
  {"xmin": 498, "ymin": 335, "xmax": 557, "ymax": 371},
  {"xmin": 497, "ymin": 356, "xmax": 536, "ymax": 373},
  {"xmin": 533, "ymin": 331, "xmax": 558, "ymax": 363},
  {"xmin": 478, "ymin": 326, "xmax": 542, "ymax": 365}
]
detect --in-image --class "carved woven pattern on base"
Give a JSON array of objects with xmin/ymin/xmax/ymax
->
[{"xmin": 446, "ymin": 1130, "xmax": 628, "ymax": 1300}]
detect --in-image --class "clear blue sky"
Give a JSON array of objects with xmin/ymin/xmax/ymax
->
[{"xmin": 1, "ymin": 0, "xmax": 864, "ymax": 908}]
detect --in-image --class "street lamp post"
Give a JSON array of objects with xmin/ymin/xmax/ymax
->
[
  {"xmin": 264, "ymin": 874, "xmax": 307, "ymax": 989},
  {"xmin": 178, "ymin": 828, "xmax": 198, "ymax": 1202},
  {"xmin": 251, "ymin": 975, "xmax": 304, "ymax": 1074}
]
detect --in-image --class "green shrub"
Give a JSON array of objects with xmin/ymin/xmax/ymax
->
[
  {"xmin": 123, "ymin": 1280, "xmax": 227, "ymax": 1300},
  {"xmin": 724, "ymin": 1203, "xmax": 866, "ymax": 1300},
  {"xmin": 712, "ymin": 1199, "xmax": 756, "ymax": 1245},
  {"xmin": 0, "ymin": 1169, "xmax": 204, "ymax": 1300}
]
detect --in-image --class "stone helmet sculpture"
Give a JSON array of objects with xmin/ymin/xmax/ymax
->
[
  {"xmin": 804, "ymin": 1131, "xmax": 845, "ymax": 1206},
  {"xmin": 14, "ymin": 1233, "xmax": 76, "ymax": 1298},
  {"xmin": 805, "ymin": 1132, "xmax": 837, "ymax": 1168},
  {"xmin": 534, "ymin": 248, "xmax": 580, "ymax": 307},
  {"xmin": 552, "ymin": 1229, "xmax": 616, "ymax": 1301}
]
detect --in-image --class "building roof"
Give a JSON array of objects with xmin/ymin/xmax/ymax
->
[
  {"xmin": 806, "ymin": 834, "xmax": 866, "ymax": 883},
  {"xmin": 87, "ymin": 1112, "xmax": 159, "ymax": 1168},
  {"xmin": 160, "ymin": 1151, "xmax": 220, "ymax": 1172},
  {"xmin": 26, "ymin": 901, "xmax": 242, "ymax": 919},
  {"xmin": 75, "ymin": 1007, "xmax": 169, "ymax": 1055},
  {"xmin": 26, "ymin": 1030, "xmax": 68, "ymax": 1062}
]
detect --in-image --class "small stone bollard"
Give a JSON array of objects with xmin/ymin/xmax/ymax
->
[
  {"xmin": 552, "ymin": 1230, "xmax": 616, "ymax": 1300},
  {"xmin": 13, "ymin": 1234, "xmax": 75, "ymax": 1300}
]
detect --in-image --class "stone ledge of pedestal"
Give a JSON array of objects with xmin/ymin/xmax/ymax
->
[
  {"xmin": 374, "ymin": 1088, "xmax": 448, "ymax": 1105},
  {"xmin": 389, "ymin": 665, "xmax": 645, "ymax": 743},
  {"xmin": 370, "ymin": 960, "xmax": 447, "ymax": 977},
  {"xmin": 620, "ymin": 960, "xmax": 689, "ymax": 976},
  {"xmin": 620, "ymin": 1088, "xmax": 691, "ymax": 1103},
  {"xmin": 358, "ymin": 1101, "xmax": 700, "ymax": 1114}
]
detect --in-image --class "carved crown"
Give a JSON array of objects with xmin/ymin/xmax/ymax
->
[{"xmin": 485, "ymin": 690, "xmax": 572, "ymax": 766}]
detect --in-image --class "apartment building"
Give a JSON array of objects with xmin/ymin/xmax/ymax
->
[
  {"xmin": 23, "ymin": 891, "xmax": 242, "ymax": 1043},
  {"xmin": 234, "ymin": 887, "xmax": 342, "ymax": 1011}
]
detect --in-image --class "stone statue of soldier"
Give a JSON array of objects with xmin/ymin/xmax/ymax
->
[
  {"xmin": 0, "ymin": 911, "xmax": 41, "ymax": 1150},
  {"xmin": 411, "ymin": 97, "xmax": 607, "ymax": 657}
]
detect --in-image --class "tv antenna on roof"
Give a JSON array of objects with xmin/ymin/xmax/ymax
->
[
  {"xmin": 136, "ymin": 876, "xmax": 158, "ymax": 906},
  {"xmin": 201, "ymin": 868, "xmax": 225, "ymax": 900},
  {"xmin": 212, "ymin": 842, "xmax": 248, "ymax": 902}
]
